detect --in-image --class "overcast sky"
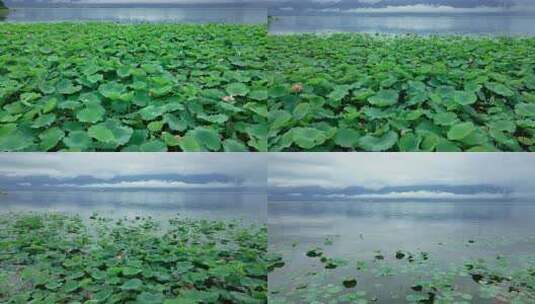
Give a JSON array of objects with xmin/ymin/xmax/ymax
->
[
  {"xmin": 0, "ymin": 153, "xmax": 266, "ymax": 190},
  {"xmin": 268, "ymin": 153, "xmax": 535, "ymax": 194}
]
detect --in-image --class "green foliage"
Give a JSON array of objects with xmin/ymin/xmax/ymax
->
[
  {"xmin": 0, "ymin": 213, "xmax": 270, "ymax": 303},
  {"xmin": 0, "ymin": 23, "xmax": 268, "ymax": 151},
  {"xmin": 267, "ymin": 33, "xmax": 535, "ymax": 151},
  {"xmin": 1, "ymin": 24, "xmax": 535, "ymax": 151}
]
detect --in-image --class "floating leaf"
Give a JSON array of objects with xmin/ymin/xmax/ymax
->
[{"xmin": 358, "ymin": 131, "xmax": 398, "ymax": 151}]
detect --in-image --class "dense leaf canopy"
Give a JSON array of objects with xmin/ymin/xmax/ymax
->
[{"xmin": 1, "ymin": 23, "xmax": 535, "ymax": 151}]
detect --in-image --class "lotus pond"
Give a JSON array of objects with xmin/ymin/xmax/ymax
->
[
  {"xmin": 3, "ymin": 23, "xmax": 535, "ymax": 152},
  {"xmin": 268, "ymin": 33, "xmax": 535, "ymax": 152},
  {"xmin": 268, "ymin": 200, "xmax": 535, "ymax": 303},
  {"xmin": 0, "ymin": 23, "xmax": 268, "ymax": 151},
  {"xmin": 0, "ymin": 212, "xmax": 269, "ymax": 303}
]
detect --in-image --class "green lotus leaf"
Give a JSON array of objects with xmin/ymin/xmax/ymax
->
[
  {"xmin": 268, "ymin": 85, "xmax": 288, "ymax": 98},
  {"xmin": 447, "ymin": 122, "xmax": 477, "ymax": 141},
  {"xmin": 164, "ymin": 114, "xmax": 187, "ymax": 132},
  {"xmin": 249, "ymin": 90, "xmax": 268, "ymax": 101},
  {"xmin": 140, "ymin": 140, "xmax": 168, "ymax": 152},
  {"xmin": 147, "ymin": 121, "xmax": 164, "ymax": 132},
  {"xmin": 190, "ymin": 127, "xmax": 221, "ymax": 151},
  {"xmin": 39, "ymin": 82, "xmax": 56, "ymax": 95},
  {"xmin": 178, "ymin": 135, "xmax": 202, "ymax": 152},
  {"xmin": 334, "ymin": 128, "xmax": 360, "ymax": 148},
  {"xmin": 453, "ymin": 90, "xmax": 477, "ymax": 105},
  {"xmin": 197, "ymin": 113, "xmax": 229, "ymax": 124},
  {"xmin": 32, "ymin": 113, "xmax": 56, "ymax": 129},
  {"xmin": 162, "ymin": 132, "xmax": 180, "ymax": 147},
  {"xmin": 86, "ymin": 73, "xmax": 104, "ymax": 84},
  {"xmin": 76, "ymin": 103, "xmax": 105, "ymax": 123},
  {"xmin": 63, "ymin": 280, "xmax": 80, "ymax": 293},
  {"xmin": 515, "ymin": 103, "xmax": 535, "ymax": 118},
  {"xmin": 88, "ymin": 120, "xmax": 133, "ymax": 146},
  {"xmin": 20, "ymin": 92, "xmax": 42, "ymax": 105},
  {"xmin": 120, "ymin": 278, "xmax": 143, "ymax": 291},
  {"xmin": 39, "ymin": 127, "xmax": 65, "ymax": 151},
  {"xmin": 117, "ymin": 66, "xmax": 132, "ymax": 78},
  {"xmin": 0, "ymin": 125, "xmax": 33, "ymax": 151},
  {"xmin": 243, "ymin": 102, "xmax": 268, "ymax": 118},
  {"xmin": 292, "ymin": 127, "xmax": 328, "ymax": 149},
  {"xmin": 269, "ymin": 110, "xmax": 292, "ymax": 131},
  {"xmin": 488, "ymin": 120, "xmax": 516, "ymax": 133},
  {"xmin": 433, "ymin": 112, "xmax": 459, "ymax": 126},
  {"xmin": 139, "ymin": 105, "xmax": 165, "ymax": 121},
  {"xmin": 42, "ymin": 97, "xmax": 58, "ymax": 113},
  {"xmin": 368, "ymin": 90, "xmax": 399, "ymax": 107},
  {"xmin": 122, "ymin": 267, "xmax": 142, "ymax": 277},
  {"xmin": 88, "ymin": 125, "xmax": 115, "ymax": 143},
  {"xmin": 327, "ymin": 85, "xmax": 350, "ymax": 101},
  {"xmin": 358, "ymin": 131, "xmax": 399, "ymax": 152},
  {"xmin": 485, "ymin": 82, "xmax": 515, "ymax": 97},
  {"xmin": 56, "ymin": 79, "xmax": 82, "ymax": 95},
  {"xmin": 398, "ymin": 133, "xmax": 420, "ymax": 151},
  {"xmin": 223, "ymin": 139, "xmax": 248, "ymax": 152},
  {"xmin": 137, "ymin": 292, "xmax": 165, "ymax": 304},
  {"xmin": 63, "ymin": 131, "xmax": 92, "ymax": 150},
  {"xmin": 225, "ymin": 82, "xmax": 249, "ymax": 96},
  {"xmin": 98, "ymin": 82, "xmax": 126, "ymax": 100}
]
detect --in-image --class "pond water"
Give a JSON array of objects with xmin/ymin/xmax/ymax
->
[
  {"xmin": 269, "ymin": 200, "xmax": 535, "ymax": 303},
  {"xmin": 0, "ymin": 8, "xmax": 267, "ymax": 24},
  {"xmin": 268, "ymin": 13, "xmax": 535, "ymax": 36},
  {"xmin": 0, "ymin": 190, "xmax": 266, "ymax": 223}
]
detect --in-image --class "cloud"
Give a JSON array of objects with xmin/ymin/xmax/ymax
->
[
  {"xmin": 321, "ymin": 191, "xmax": 509, "ymax": 200},
  {"xmin": 0, "ymin": 153, "xmax": 266, "ymax": 189},
  {"xmin": 268, "ymin": 153, "xmax": 535, "ymax": 194},
  {"xmin": 55, "ymin": 180, "xmax": 237, "ymax": 189}
]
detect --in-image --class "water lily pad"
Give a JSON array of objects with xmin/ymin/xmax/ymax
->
[
  {"xmin": 358, "ymin": 131, "xmax": 398, "ymax": 151},
  {"xmin": 368, "ymin": 90, "xmax": 399, "ymax": 107},
  {"xmin": 447, "ymin": 122, "xmax": 476, "ymax": 141}
]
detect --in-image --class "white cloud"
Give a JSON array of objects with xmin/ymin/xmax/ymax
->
[
  {"xmin": 55, "ymin": 180, "xmax": 237, "ymax": 189},
  {"xmin": 321, "ymin": 191, "xmax": 509, "ymax": 200}
]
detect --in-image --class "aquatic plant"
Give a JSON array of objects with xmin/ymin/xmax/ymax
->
[
  {"xmin": 268, "ymin": 33, "xmax": 535, "ymax": 152},
  {"xmin": 0, "ymin": 213, "xmax": 269, "ymax": 303},
  {"xmin": 270, "ymin": 237, "xmax": 535, "ymax": 303},
  {"xmin": 2, "ymin": 23, "xmax": 535, "ymax": 151},
  {"xmin": 0, "ymin": 23, "xmax": 268, "ymax": 151}
]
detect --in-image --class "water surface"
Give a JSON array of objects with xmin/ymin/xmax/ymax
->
[
  {"xmin": 269, "ymin": 13, "xmax": 535, "ymax": 35},
  {"xmin": 0, "ymin": 190, "xmax": 266, "ymax": 223},
  {"xmin": 0, "ymin": 8, "xmax": 267, "ymax": 24},
  {"xmin": 269, "ymin": 200, "xmax": 535, "ymax": 303}
]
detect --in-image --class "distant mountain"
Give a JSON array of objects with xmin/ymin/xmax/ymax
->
[
  {"xmin": 270, "ymin": 0, "xmax": 519, "ymax": 14},
  {"xmin": 4, "ymin": 0, "xmax": 266, "ymax": 8},
  {"xmin": 0, "ymin": 173, "xmax": 261, "ymax": 192},
  {"xmin": 269, "ymin": 184, "xmax": 514, "ymax": 201}
]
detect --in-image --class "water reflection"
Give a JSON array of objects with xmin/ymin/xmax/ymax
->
[
  {"xmin": 269, "ymin": 200, "xmax": 535, "ymax": 255},
  {"xmin": 2, "ymin": 8, "xmax": 267, "ymax": 24},
  {"xmin": 269, "ymin": 14, "xmax": 535, "ymax": 35},
  {"xmin": 0, "ymin": 190, "xmax": 266, "ymax": 223},
  {"xmin": 269, "ymin": 200, "xmax": 535, "ymax": 303}
]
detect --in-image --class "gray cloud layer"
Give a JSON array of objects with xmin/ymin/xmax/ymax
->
[
  {"xmin": 0, "ymin": 153, "xmax": 266, "ymax": 189},
  {"xmin": 268, "ymin": 153, "xmax": 535, "ymax": 194}
]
